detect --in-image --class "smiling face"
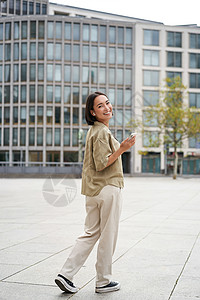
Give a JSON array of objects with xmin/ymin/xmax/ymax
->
[{"xmin": 91, "ymin": 95, "xmax": 113, "ymax": 126}]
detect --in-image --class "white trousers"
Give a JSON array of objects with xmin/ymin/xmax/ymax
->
[{"xmin": 60, "ymin": 185, "xmax": 123, "ymax": 287}]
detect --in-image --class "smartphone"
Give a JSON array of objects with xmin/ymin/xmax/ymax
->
[{"xmin": 128, "ymin": 132, "xmax": 137, "ymax": 140}]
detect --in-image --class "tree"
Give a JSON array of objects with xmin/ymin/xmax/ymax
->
[{"xmin": 139, "ymin": 76, "xmax": 200, "ymax": 179}]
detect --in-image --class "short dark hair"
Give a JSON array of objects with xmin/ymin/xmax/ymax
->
[{"xmin": 85, "ymin": 91, "xmax": 108, "ymax": 125}]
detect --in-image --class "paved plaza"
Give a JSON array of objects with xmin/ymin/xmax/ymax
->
[{"xmin": 0, "ymin": 177, "xmax": 200, "ymax": 300}]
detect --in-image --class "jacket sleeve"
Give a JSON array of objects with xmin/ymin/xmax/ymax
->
[{"xmin": 93, "ymin": 136, "xmax": 112, "ymax": 171}]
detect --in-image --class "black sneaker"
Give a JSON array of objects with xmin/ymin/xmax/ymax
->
[
  {"xmin": 95, "ymin": 281, "xmax": 121, "ymax": 293},
  {"xmin": 55, "ymin": 274, "xmax": 78, "ymax": 293}
]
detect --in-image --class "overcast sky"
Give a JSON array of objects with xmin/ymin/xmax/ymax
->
[{"xmin": 53, "ymin": 0, "xmax": 200, "ymax": 26}]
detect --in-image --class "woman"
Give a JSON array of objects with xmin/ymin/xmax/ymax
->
[{"xmin": 55, "ymin": 92, "xmax": 136, "ymax": 294}]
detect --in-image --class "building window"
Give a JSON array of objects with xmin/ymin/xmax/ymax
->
[
  {"xmin": 4, "ymin": 107, "xmax": 10, "ymax": 124},
  {"xmin": 55, "ymin": 65, "xmax": 61, "ymax": 82},
  {"xmin": 47, "ymin": 85, "xmax": 53, "ymax": 102},
  {"xmin": 189, "ymin": 93, "xmax": 200, "ymax": 108},
  {"xmin": 13, "ymin": 86, "xmax": 18, "ymax": 103},
  {"xmin": 126, "ymin": 28, "xmax": 132, "ymax": 45},
  {"xmin": 143, "ymin": 110, "xmax": 158, "ymax": 127},
  {"xmin": 189, "ymin": 73, "xmax": 200, "ymax": 88},
  {"xmin": 37, "ymin": 106, "xmax": 43, "ymax": 124},
  {"xmin": 21, "ymin": 85, "xmax": 27, "ymax": 103},
  {"xmin": 55, "ymin": 128, "xmax": 61, "ymax": 146},
  {"xmin": 100, "ymin": 25, "xmax": 106, "ymax": 43},
  {"xmin": 13, "ymin": 128, "xmax": 18, "ymax": 146},
  {"xmin": 30, "ymin": 21, "xmax": 36, "ymax": 39},
  {"xmin": 37, "ymin": 128, "xmax": 43, "ymax": 146},
  {"xmin": 4, "ymin": 86, "xmax": 10, "ymax": 103},
  {"xmin": 118, "ymin": 27, "xmax": 124, "ymax": 44},
  {"xmin": 14, "ymin": 22, "xmax": 19, "ymax": 39},
  {"xmin": 36, "ymin": 3, "xmax": 40, "ymax": 15},
  {"xmin": 125, "ymin": 49, "xmax": 132, "ymax": 65},
  {"xmin": 4, "ymin": 128, "xmax": 10, "ymax": 146},
  {"xmin": 13, "ymin": 107, "xmax": 18, "ymax": 124},
  {"xmin": 30, "ymin": 42, "xmax": 36, "ymax": 60},
  {"xmin": 64, "ymin": 23, "xmax": 71, "ymax": 40},
  {"xmin": 38, "ymin": 64, "xmax": 44, "ymax": 81},
  {"xmin": 73, "ymin": 23, "xmax": 80, "ymax": 41},
  {"xmin": 47, "ymin": 64, "xmax": 53, "ymax": 81},
  {"xmin": 5, "ymin": 65, "xmax": 11, "ymax": 82},
  {"xmin": 166, "ymin": 72, "xmax": 182, "ymax": 83},
  {"xmin": 143, "ymin": 90, "xmax": 159, "ymax": 106},
  {"xmin": 72, "ymin": 129, "xmax": 78, "ymax": 146},
  {"xmin": 189, "ymin": 33, "xmax": 200, "ymax": 49},
  {"xmin": 189, "ymin": 134, "xmax": 200, "ymax": 148},
  {"xmin": 42, "ymin": 4, "xmax": 47, "ymax": 15},
  {"xmin": 109, "ymin": 26, "xmax": 116, "ymax": 44},
  {"xmin": 64, "ymin": 86, "xmax": 71, "ymax": 103},
  {"xmin": 83, "ymin": 24, "xmax": 90, "ymax": 41},
  {"xmin": 189, "ymin": 53, "xmax": 200, "ymax": 69},
  {"xmin": 143, "ymin": 131, "xmax": 159, "ymax": 147},
  {"xmin": 38, "ymin": 43, "xmax": 44, "ymax": 60},
  {"xmin": 21, "ymin": 21, "xmax": 27, "ymax": 39},
  {"xmin": 167, "ymin": 51, "xmax": 182, "ymax": 67},
  {"xmin": 73, "ymin": 45, "xmax": 80, "ymax": 62},
  {"xmin": 38, "ymin": 21, "xmax": 44, "ymax": 38},
  {"xmin": 20, "ymin": 128, "xmax": 26, "ymax": 146},
  {"xmin": 30, "ymin": 64, "xmax": 36, "ymax": 81},
  {"xmin": 167, "ymin": 31, "xmax": 182, "ymax": 47},
  {"xmin": 55, "ymin": 107, "xmax": 61, "ymax": 123},
  {"xmin": 99, "ymin": 46, "xmax": 106, "ymax": 63},
  {"xmin": 48, "ymin": 22, "xmax": 54, "ymax": 39},
  {"xmin": 64, "ymin": 107, "xmax": 70, "ymax": 124},
  {"xmin": 73, "ymin": 66, "xmax": 80, "ymax": 83},
  {"xmin": 29, "ymin": 128, "xmax": 35, "ymax": 146},
  {"xmin": 29, "ymin": 2, "xmax": 34, "ymax": 15},
  {"xmin": 46, "ymin": 128, "xmax": 52, "ymax": 146},
  {"xmin": 23, "ymin": 1, "xmax": 28, "ymax": 15},
  {"xmin": 20, "ymin": 107, "xmax": 26, "ymax": 124},
  {"xmin": 29, "ymin": 85, "xmax": 35, "ymax": 103},
  {"xmin": 64, "ymin": 44, "xmax": 71, "ymax": 61},
  {"xmin": 73, "ymin": 107, "xmax": 79, "ymax": 125},
  {"xmin": 5, "ymin": 23, "xmax": 11, "ymax": 40},
  {"xmin": 109, "ymin": 47, "xmax": 116, "ymax": 64},
  {"xmin": 143, "ymin": 50, "xmax": 159, "ymax": 66},
  {"xmin": 29, "ymin": 106, "xmax": 35, "ymax": 124},
  {"xmin": 55, "ymin": 86, "xmax": 61, "ymax": 103},
  {"xmin": 37, "ymin": 85, "xmax": 43, "ymax": 103},
  {"xmin": 144, "ymin": 29, "xmax": 159, "ymax": 46},
  {"xmin": 64, "ymin": 129, "xmax": 70, "ymax": 146},
  {"xmin": 14, "ymin": 43, "xmax": 19, "ymax": 60},
  {"xmin": 56, "ymin": 22, "xmax": 62, "ymax": 39},
  {"xmin": 21, "ymin": 43, "xmax": 27, "ymax": 60},
  {"xmin": 46, "ymin": 107, "xmax": 53, "ymax": 124},
  {"xmin": 143, "ymin": 70, "xmax": 159, "ymax": 86}
]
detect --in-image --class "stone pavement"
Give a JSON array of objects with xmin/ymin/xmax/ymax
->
[{"xmin": 0, "ymin": 177, "xmax": 200, "ymax": 300}]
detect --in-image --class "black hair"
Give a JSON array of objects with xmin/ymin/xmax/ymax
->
[{"xmin": 85, "ymin": 91, "xmax": 108, "ymax": 125}]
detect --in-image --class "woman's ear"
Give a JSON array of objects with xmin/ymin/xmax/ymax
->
[{"xmin": 90, "ymin": 110, "xmax": 96, "ymax": 116}]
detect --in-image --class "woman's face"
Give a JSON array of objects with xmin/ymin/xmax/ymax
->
[{"xmin": 91, "ymin": 95, "xmax": 113, "ymax": 125}]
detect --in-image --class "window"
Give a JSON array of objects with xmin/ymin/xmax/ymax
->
[
  {"xmin": 73, "ymin": 108, "xmax": 79, "ymax": 124},
  {"xmin": 109, "ymin": 47, "xmax": 115, "ymax": 64},
  {"xmin": 29, "ymin": 1, "xmax": 34, "ymax": 14},
  {"xmin": 189, "ymin": 134, "xmax": 200, "ymax": 148},
  {"xmin": 126, "ymin": 28, "xmax": 132, "ymax": 45},
  {"xmin": 5, "ymin": 44, "xmax": 11, "ymax": 61},
  {"xmin": 55, "ymin": 128, "xmax": 61, "ymax": 146},
  {"xmin": 13, "ymin": 107, "xmax": 18, "ymax": 124},
  {"xmin": 143, "ymin": 131, "xmax": 159, "ymax": 147},
  {"xmin": 4, "ymin": 128, "xmax": 10, "ymax": 146},
  {"xmin": 42, "ymin": 3, "xmax": 47, "ymax": 14},
  {"xmin": 189, "ymin": 33, "xmax": 200, "ymax": 49},
  {"xmin": 144, "ymin": 29, "xmax": 159, "ymax": 46},
  {"xmin": 125, "ymin": 49, "xmax": 132, "ymax": 65},
  {"xmin": 83, "ymin": 24, "xmax": 89, "ymax": 41},
  {"xmin": 64, "ymin": 65, "xmax": 71, "ymax": 82},
  {"xmin": 38, "ymin": 43, "xmax": 44, "ymax": 60},
  {"xmin": 37, "ymin": 106, "xmax": 43, "ymax": 124},
  {"xmin": 189, "ymin": 93, "xmax": 200, "ymax": 108},
  {"xmin": 29, "ymin": 85, "xmax": 35, "ymax": 103},
  {"xmin": 47, "ymin": 85, "xmax": 53, "ymax": 102},
  {"xmin": 167, "ymin": 51, "xmax": 182, "ymax": 67},
  {"xmin": 109, "ymin": 26, "xmax": 116, "ymax": 43},
  {"xmin": 143, "ymin": 90, "xmax": 159, "ymax": 106},
  {"xmin": 48, "ymin": 22, "xmax": 54, "ymax": 39},
  {"xmin": 64, "ymin": 44, "xmax": 71, "ymax": 61},
  {"xmin": 14, "ymin": 43, "xmax": 19, "ymax": 60},
  {"xmin": 64, "ymin": 23, "xmax": 71, "ymax": 40},
  {"xmin": 21, "ymin": 64, "xmax": 27, "ymax": 82},
  {"xmin": 99, "ymin": 46, "xmax": 106, "ymax": 63},
  {"xmin": 29, "ymin": 106, "xmax": 35, "ymax": 124},
  {"xmin": 117, "ymin": 68, "xmax": 123, "ymax": 85},
  {"xmin": 30, "ymin": 64, "xmax": 36, "ymax": 81},
  {"xmin": 73, "ymin": 66, "xmax": 79, "ymax": 83},
  {"xmin": 189, "ymin": 53, "xmax": 200, "ymax": 69},
  {"xmin": 21, "ymin": 21, "xmax": 27, "ymax": 39},
  {"xmin": 4, "ymin": 107, "xmax": 10, "ymax": 124},
  {"xmin": 143, "ymin": 50, "xmax": 159, "ymax": 66},
  {"xmin": 46, "ymin": 107, "xmax": 53, "ymax": 124},
  {"xmin": 72, "ymin": 129, "xmax": 78, "ymax": 146},
  {"xmin": 56, "ymin": 22, "xmax": 62, "ymax": 39},
  {"xmin": 5, "ymin": 65, "xmax": 11, "ymax": 82},
  {"xmin": 30, "ymin": 42, "xmax": 36, "ymax": 60},
  {"xmin": 46, "ymin": 128, "xmax": 52, "ymax": 146},
  {"xmin": 47, "ymin": 64, "xmax": 53, "ymax": 81},
  {"xmin": 64, "ymin": 86, "xmax": 71, "ymax": 103},
  {"xmin": 13, "ymin": 86, "xmax": 18, "ymax": 103},
  {"xmin": 64, "ymin": 107, "xmax": 70, "ymax": 124},
  {"xmin": 167, "ymin": 31, "xmax": 182, "ymax": 47},
  {"xmin": 55, "ymin": 86, "xmax": 61, "ymax": 103},
  {"xmin": 118, "ymin": 27, "xmax": 124, "ymax": 44},
  {"xmin": 38, "ymin": 21, "xmax": 44, "ymax": 38},
  {"xmin": 100, "ymin": 25, "xmax": 106, "ymax": 43},
  {"xmin": 64, "ymin": 129, "xmax": 70, "ymax": 146},
  {"xmin": 82, "ymin": 45, "xmax": 89, "ymax": 62},
  {"xmin": 21, "ymin": 85, "xmax": 27, "ymax": 103},
  {"xmin": 23, "ymin": 1, "xmax": 27, "ymax": 15},
  {"xmin": 167, "ymin": 72, "xmax": 182, "ymax": 84},
  {"xmin": 36, "ymin": 3, "xmax": 40, "ymax": 14},
  {"xmin": 20, "ymin": 107, "xmax": 26, "ymax": 124},
  {"xmin": 30, "ymin": 21, "xmax": 36, "ymax": 39},
  {"xmin": 55, "ymin": 65, "xmax": 61, "ymax": 81},
  {"xmin": 117, "ymin": 48, "xmax": 124, "ymax": 64},
  {"xmin": 29, "ymin": 128, "xmax": 35, "ymax": 146},
  {"xmin": 4, "ymin": 86, "xmax": 10, "ymax": 103},
  {"xmin": 37, "ymin": 128, "xmax": 43, "ymax": 146},
  {"xmin": 73, "ymin": 24, "xmax": 80, "ymax": 41},
  {"xmin": 21, "ymin": 43, "xmax": 27, "ymax": 60},
  {"xmin": 143, "ymin": 110, "xmax": 158, "ymax": 127},
  {"xmin": 14, "ymin": 22, "xmax": 19, "ymax": 39},
  {"xmin": 55, "ymin": 107, "xmax": 61, "ymax": 123},
  {"xmin": 91, "ymin": 46, "xmax": 98, "ymax": 63},
  {"xmin": 143, "ymin": 70, "xmax": 159, "ymax": 86},
  {"xmin": 91, "ymin": 25, "xmax": 98, "ymax": 42},
  {"xmin": 13, "ymin": 128, "xmax": 18, "ymax": 146},
  {"xmin": 73, "ymin": 45, "xmax": 80, "ymax": 62},
  {"xmin": 38, "ymin": 64, "xmax": 44, "ymax": 81},
  {"xmin": 5, "ymin": 23, "xmax": 11, "ymax": 40},
  {"xmin": 16, "ymin": 0, "xmax": 20, "ymax": 14}
]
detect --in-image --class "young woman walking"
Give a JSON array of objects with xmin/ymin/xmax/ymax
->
[{"xmin": 55, "ymin": 92, "xmax": 136, "ymax": 293}]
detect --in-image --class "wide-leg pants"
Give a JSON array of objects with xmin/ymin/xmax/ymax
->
[{"xmin": 60, "ymin": 185, "xmax": 123, "ymax": 287}]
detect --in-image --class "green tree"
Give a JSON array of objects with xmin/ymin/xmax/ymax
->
[{"xmin": 138, "ymin": 76, "xmax": 200, "ymax": 179}]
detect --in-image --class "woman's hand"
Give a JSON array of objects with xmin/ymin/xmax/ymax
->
[{"xmin": 120, "ymin": 136, "xmax": 136, "ymax": 152}]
